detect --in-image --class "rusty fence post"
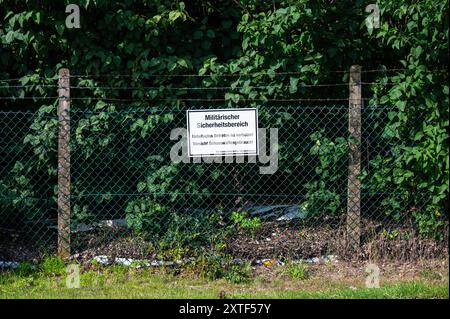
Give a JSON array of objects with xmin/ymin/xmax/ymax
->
[
  {"xmin": 58, "ymin": 68, "xmax": 71, "ymax": 258},
  {"xmin": 346, "ymin": 65, "xmax": 362, "ymax": 251}
]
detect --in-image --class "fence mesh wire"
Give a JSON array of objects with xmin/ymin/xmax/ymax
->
[{"xmin": 0, "ymin": 84, "xmax": 448, "ymax": 264}]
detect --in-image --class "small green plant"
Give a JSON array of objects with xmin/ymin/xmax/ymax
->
[
  {"xmin": 298, "ymin": 230, "xmax": 306, "ymax": 238},
  {"xmin": 382, "ymin": 229, "xmax": 399, "ymax": 240},
  {"xmin": 188, "ymin": 254, "xmax": 253, "ymax": 284},
  {"xmin": 80, "ymin": 270, "xmax": 105, "ymax": 288},
  {"xmin": 224, "ymin": 261, "xmax": 252, "ymax": 284},
  {"xmin": 230, "ymin": 211, "xmax": 262, "ymax": 236},
  {"xmin": 190, "ymin": 254, "xmax": 225, "ymax": 280},
  {"xmin": 16, "ymin": 261, "xmax": 35, "ymax": 276},
  {"xmin": 107, "ymin": 264, "xmax": 129, "ymax": 276},
  {"xmin": 283, "ymin": 261, "xmax": 308, "ymax": 280},
  {"xmin": 90, "ymin": 259, "xmax": 102, "ymax": 267},
  {"xmin": 156, "ymin": 243, "xmax": 190, "ymax": 261},
  {"xmin": 130, "ymin": 259, "xmax": 150, "ymax": 268},
  {"xmin": 40, "ymin": 256, "xmax": 65, "ymax": 276},
  {"xmin": 213, "ymin": 240, "xmax": 227, "ymax": 253},
  {"xmin": 325, "ymin": 258, "xmax": 334, "ymax": 272}
]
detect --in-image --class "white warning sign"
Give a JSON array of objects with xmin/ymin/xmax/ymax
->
[{"xmin": 187, "ymin": 108, "xmax": 259, "ymax": 157}]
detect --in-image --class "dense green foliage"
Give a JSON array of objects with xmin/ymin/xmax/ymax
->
[{"xmin": 0, "ymin": 0, "xmax": 448, "ymax": 242}]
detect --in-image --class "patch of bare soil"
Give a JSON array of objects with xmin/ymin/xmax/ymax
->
[
  {"xmin": 361, "ymin": 236, "xmax": 448, "ymax": 261},
  {"xmin": 0, "ymin": 228, "xmax": 55, "ymax": 262},
  {"xmin": 225, "ymin": 222, "xmax": 345, "ymax": 260},
  {"xmin": 310, "ymin": 259, "xmax": 448, "ymax": 283},
  {"xmin": 57, "ymin": 220, "xmax": 450, "ymax": 266},
  {"xmin": 225, "ymin": 221, "xmax": 448, "ymax": 262},
  {"xmin": 69, "ymin": 236, "xmax": 156, "ymax": 264},
  {"xmin": 2, "ymin": 219, "xmax": 448, "ymax": 266},
  {"xmin": 252, "ymin": 258, "xmax": 449, "ymax": 288}
]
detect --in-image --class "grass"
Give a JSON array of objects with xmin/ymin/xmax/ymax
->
[
  {"xmin": 282, "ymin": 261, "xmax": 308, "ymax": 280},
  {"xmin": 0, "ymin": 260, "xmax": 448, "ymax": 299},
  {"xmin": 231, "ymin": 282, "xmax": 449, "ymax": 299}
]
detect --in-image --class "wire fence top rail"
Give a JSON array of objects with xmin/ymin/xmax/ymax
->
[{"xmin": 1, "ymin": 67, "xmax": 447, "ymax": 83}]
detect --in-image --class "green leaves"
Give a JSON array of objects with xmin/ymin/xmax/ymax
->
[
  {"xmin": 289, "ymin": 77, "xmax": 299, "ymax": 94},
  {"xmin": 193, "ymin": 30, "xmax": 203, "ymax": 39},
  {"xmin": 410, "ymin": 46, "xmax": 423, "ymax": 59},
  {"xmin": 4, "ymin": 30, "xmax": 15, "ymax": 43},
  {"xmin": 55, "ymin": 23, "xmax": 65, "ymax": 36},
  {"xmin": 221, "ymin": 20, "xmax": 233, "ymax": 29},
  {"xmin": 225, "ymin": 92, "xmax": 240, "ymax": 104},
  {"xmin": 305, "ymin": 131, "xmax": 349, "ymax": 216},
  {"xmin": 0, "ymin": 0, "xmax": 447, "ymax": 240},
  {"xmin": 168, "ymin": 10, "xmax": 186, "ymax": 24}
]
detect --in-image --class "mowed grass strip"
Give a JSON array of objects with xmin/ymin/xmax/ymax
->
[{"xmin": 0, "ymin": 266, "xmax": 448, "ymax": 299}]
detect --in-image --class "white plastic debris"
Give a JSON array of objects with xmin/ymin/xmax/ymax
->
[
  {"xmin": 53, "ymin": 219, "xmax": 128, "ymax": 233},
  {"xmin": 324, "ymin": 255, "xmax": 338, "ymax": 263},
  {"xmin": 114, "ymin": 258, "xmax": 134, "ymax": 266},
  {"xmin": 247, "ymin": 205, "xmax": 307, "ymax": 221},
  {"xmin": 303, "ymin": 255, "xmax": 339, "ymax": 264},
  {"xmin": 276, "ymin": 205, "xmax": 308, "ymax": 221},
  {"xmin": 0, "ymin": 261, "xmax": 20, "ymax": 269},
  {"xmin": 150, "ymin": 260, "xmax": 164, "ymax": 267},
  {"xmin": 92, "ymin": 255, "xmax": 109, "ymax": 265},
  {"xmin": 90, "ymin": 256, "xmax": 195, "ymax": 268},
  {"xmin": 304, "ymin": 257, "xmax": 322, "ymax": 264},
  {"xmin": 98, "ymin": 219, "xmax": 127, "ymax": 228}
]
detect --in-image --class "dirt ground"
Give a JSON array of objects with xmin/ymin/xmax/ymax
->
[
  {"xmin": 250, "ymin": 258, "xmax": 449, "ymax": 290},
  {"xmin": 1, "ymin": 221, "xmax": 448, "ymax": 267}
]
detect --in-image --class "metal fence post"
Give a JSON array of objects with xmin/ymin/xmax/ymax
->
[
  {"xmin": 347, "ymin": 65, "xmax": 362, "ymax": 251},
  {"xmin": 58, "ymin": 68, "xmax": 71, "ymax": 258}
]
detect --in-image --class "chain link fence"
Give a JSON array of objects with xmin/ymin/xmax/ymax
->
[{"xmin": 1, "ymin": 74, "xmax": 448, "ymax": 265}]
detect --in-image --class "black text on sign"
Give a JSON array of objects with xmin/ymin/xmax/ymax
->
[{"xmin": 187, "ymin": 108, "xmax": 259, "ymax": 157}]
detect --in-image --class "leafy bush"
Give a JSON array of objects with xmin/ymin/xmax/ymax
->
[
  {"xmin": 15, "ymin": 261, "xmax": 35, "ymax": 277},
  {"xmin": 125, "ymin": 198, "xmax": 169, "ymax": 236},
  {"xmin": 190, "ymin": 254, "xmax": 225, "ymax": 281},
  {"xmin": 125, "ymin": 196, "xmax": 225, "ymax": 255},
  {"xmin": 40, "ymin": 256, "xmax": 65, "ymax": 276},
  {"xmin": 157, "ymin": 210, "xmax": 226, "ymax": 259},
  {"xmin": 224, "ymin": 261, "xmax": 252, "ymax": 284},
  {"xmin": 229, "ymin": 211, "xmax": 262, "ymax": 236},
  {"xmin": 0, "ymin": 0, "xmax": 447, "ymax": 241},
  {"xmin": 188, "ymin": 254, "xmax": 252, "ymax": 283},
  {"xmin": 365, "ymin": 0, "xmax": 449, "ymax": 237},
  {"xmin": 304, "ymin": 131, "xmax": 348, "ymax": 216}
]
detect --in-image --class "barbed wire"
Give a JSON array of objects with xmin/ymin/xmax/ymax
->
[
  {"xmin": 0, "ymin": 104, "xmax": 395, "ymax": 118},
  {"xmin": 2, "ymin": 67, "xmax": 446, "ymax": 83},
  {"xmin": 0, "ymin": 96, "xmax": 392, "ymax": 104},
  {"xmin": 0, "ymin": 77, "xmax": 57, "ymax": 82},
  {"xmin": 67, "ymin": 68, "xmax": 412, "ymax": 77},
  {"xmin": 0, "ymin": 96, "xmax": 59, "ymax": 100},
  {"xmin": 0, "ymin": 96, "xmax": 355, "ymax": 102},
  {"xmin": 0, "ymin": 82, "xmax": 399, "ymax": 91},
  {"xmin": 0, "ymin": 85, "xmax": 59, "ymax": 89},
  {"xmin": 67, "ymin": 104, "xmax": 394, "ymax": 115}
]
